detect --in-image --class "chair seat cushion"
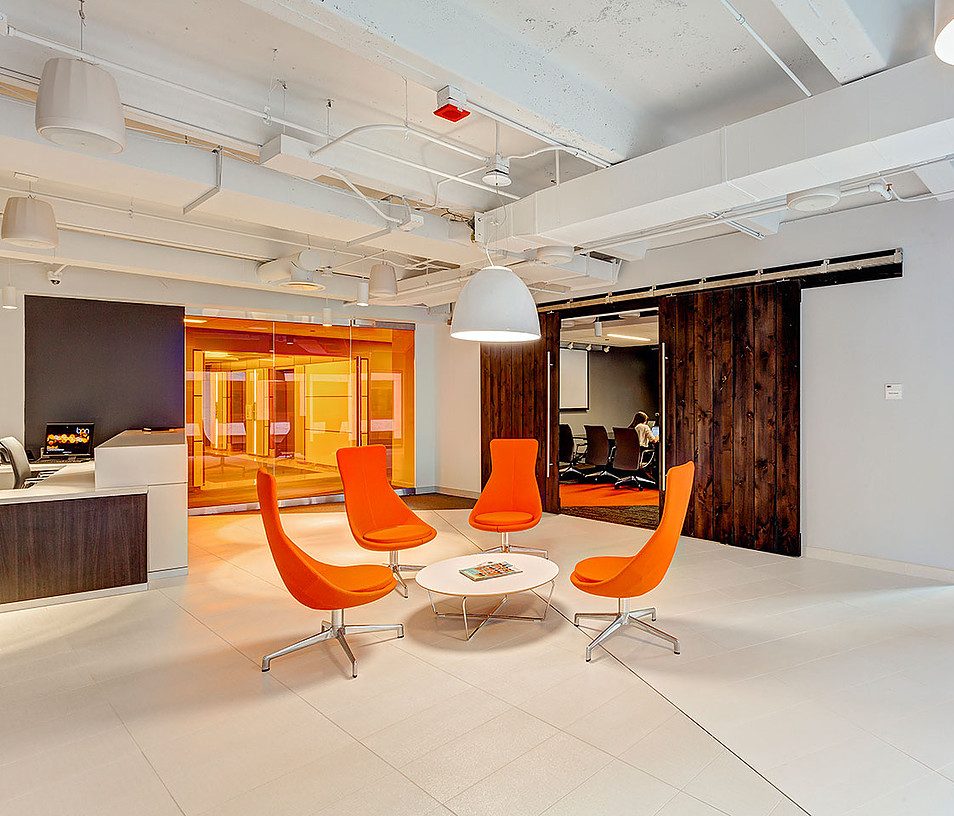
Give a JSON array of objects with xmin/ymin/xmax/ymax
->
[
  {"xmin": 323, "ymin": 563, "xmax": 395, "ymax": 594},
  {"xmin": 472, "ymin": 511, "xmax": 535, "ymax": 527},
  {"xmin": 571, "ymin": 555, "xmax": 629, "ymax": 585},
  {"xmin": 364, "ymin": 523, "xmax": 435, "ymax": 546}
]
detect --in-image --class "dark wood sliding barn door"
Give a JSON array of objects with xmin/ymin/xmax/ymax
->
[
  {"xmin": 659, "ymin": 281, "xmax": 800, "ymax": 555},
  {"xmin": 479, "ymin": 312, "xmax": 560, "ymax": 512}
]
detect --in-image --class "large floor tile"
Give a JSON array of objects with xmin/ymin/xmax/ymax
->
[{"xmin": 541, "ymin": 759, "xmax": 678, "ymax": 816}]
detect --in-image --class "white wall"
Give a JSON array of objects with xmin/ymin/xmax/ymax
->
[
  {"xmin": 575, "ymin": 196, "xmax": 954, "ymax": 571},
  {"xmin": 433, "ymin": 324, "xmax": 481, "ymax": 496},
  {"xmin": 0, "ymin": 264, "xmax": 448, "ymax": 492}
]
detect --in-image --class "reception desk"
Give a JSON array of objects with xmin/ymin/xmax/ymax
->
[{"xmin": 0, "ymin": 430, "xmax": 187, "ymax": 608}]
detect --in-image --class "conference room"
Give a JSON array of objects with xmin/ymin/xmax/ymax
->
[
  {"xmin": 557, "ymin": 310, "xmax": 663, "ymax": 529},
  {"xmin": 3, "ymin": 3, "xmax": 954, "ymax": 815}
]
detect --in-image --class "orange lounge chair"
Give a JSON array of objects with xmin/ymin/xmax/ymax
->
[
  {"xmin": 337, "ymin": 445, "xmax": 437, "ymax": 597},
  {"xmin": 469, "ymin": 438, "xmax": 546, "ymax": 558},
  {"xmin": 572, "ymin": 461, "xmax": 695, "ymax": 661},
  {"xmin": 257, "ymin": 470, "xmax": 403, "ymax": 677}
]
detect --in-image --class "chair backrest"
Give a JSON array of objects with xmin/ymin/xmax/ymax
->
[
  {"xmin": 471, "ymin": 438, "xmax": 542, "ymax": 518},
  {"xmin": 336, "ymin": 444, "xmax": 416, "ymax": 539},
  {"xmin": 256, "ymin": 470, "xmax": 345, "ymax": 609},
  {"xmin": 583, "ymin": 425, "xmax": 609, "ymax": 466},
  {"xmin": 601, "ymin": 461, "xmax": 695, "ymax": 597},
  {"xmin": 558, "ymin": 424, "xmax": 575, "ymax": 463},
  {"xmin": 0, "ymin": 436, "xmax": 32, "ymax": 489},
  {"xmin": 611, "ymin": 427, "xmax": 641, "ymax": 472}
]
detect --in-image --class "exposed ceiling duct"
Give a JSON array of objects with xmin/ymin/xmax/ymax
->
[{"xmin": 477, "ymin": 56, "xmax": 954, "ymax": 256}]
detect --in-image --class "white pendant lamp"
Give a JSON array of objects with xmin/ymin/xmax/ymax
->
[
  {"xmin": 450, "ymin": 265, "xmax": 541, "ymax": 343},
  {"xmin": 35, "ymin": 58, "xmax": 126, "ymax": 154},
  {"xmin": 355, "ymin": 278, "xmax": 370, "ymax": 307},
  {"xmin": 369, "ymin": 262, "xmax": 398, "ymax": 296},
  {"xmin": 1, "ymin": 196, "xmax": 59, "ymax": 248},
  {"xmin": 937, "ymin": 0, "xmax": 954, "ymax": 63}
]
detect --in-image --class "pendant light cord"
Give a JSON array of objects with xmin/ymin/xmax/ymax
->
[{"xmin": 78, "ymin": 0, "xmax": 86, "ymax": 52}]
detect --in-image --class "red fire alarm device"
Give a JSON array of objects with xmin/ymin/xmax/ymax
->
[{"xmin": 434, "ymin": 85, "xmax": 470, "ymax": 122}]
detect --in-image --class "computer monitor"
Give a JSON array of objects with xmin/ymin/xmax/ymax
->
[
  {"xmin": 44, "ymin": 423, "xmax": 94, "ymax": 457},
  {"xmin": 650, "ymin": 424, "xmax": 660, "ymax": 442}
]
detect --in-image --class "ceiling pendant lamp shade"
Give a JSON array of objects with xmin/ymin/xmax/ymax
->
[
  {"xmin": 2, "ymin": 286, "xmax": 17, "ymax": 310},
  {"xmin": 450, "ymin": 265, "xmax": 541, "ymax": 343},
  {"xmin": 35, "ymin": 58, "xmax": 126, "ymax": 154},
  {"xmin": 355, "ymin": 278, "xmax": 370, "ymax": 307},
  {"xmin": 1, "ymin": 196, "xmax": 58, "ymax": 248},
  {"xmin": 369, "ymin": 262, "xmax": 398, "ymax": 296},
  {"xmin": 936, "ymin": 0, "xmax": 954, "ymax": 63}
]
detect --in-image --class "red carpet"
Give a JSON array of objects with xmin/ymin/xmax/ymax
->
[{"xmin": 560, "ymin": 483, "xmax": 660, "ymax": 508}]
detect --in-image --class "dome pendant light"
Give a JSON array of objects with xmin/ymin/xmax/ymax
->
[
  {"xmin": 1, "ymin": 196, "xmax": 59, "ymax": 249},
  {"xmin": 35, "ymin": 58, "xmax": 126, "ymax": 154},
  {"xmin": 450, "ymin": 265, "xmax": 541, "ymax": 343},
  {"xmin": 937, "ymin": 0, "xmax": 954, "ymax": 64},
  {"xmin": 369, "ymin": 262, "xmax": 398, "ymax": 296}
]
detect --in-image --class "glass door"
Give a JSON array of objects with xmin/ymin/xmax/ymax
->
[{"xmin": 185, "ymin": 316, "xmax": 415, "ymax": 509}]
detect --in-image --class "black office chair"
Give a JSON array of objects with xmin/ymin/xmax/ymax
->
[
  {"xmin": 558, "ymin": 424, "xmax": 584, "ymax": 481},
  {"xmin": 609, "ymin": 427, "xmax": 656, "ymax": 489},
  {"xmin": 0, "ymin": 436, "xmax": 53, "ymax": 489},
  {"xmin": 581, "ymin": 425, "xmax": 614, "ymax": 482}
]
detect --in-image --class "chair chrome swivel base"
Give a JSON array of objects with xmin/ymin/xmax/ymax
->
[
  {"xmin": 261, "ymin": 608, "xmax": 403, "ymax": 677},
  {"xmin": 388, "ymin": 550, "xmax": 424, "ymax": 598},
  {"xmin": 574, "ymin": 597, "xmax": 680, "ymax": 661},
  {"xmin": 483, "ymin": 531, "xmax": 548, "ymax": 559}
]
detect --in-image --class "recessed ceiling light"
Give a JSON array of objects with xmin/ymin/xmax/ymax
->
[
  {"xmin": 786, "ymin": 185, "xmax": 842, "ymax": 212},
  {"xmin": 204, "ymin": 350, "xmax": 232, "ymax": 358},
  {"xmin": 183, "ymin": 317, "xmax": 207, "ymax": 324},
  {"xmin": 607, "ymin": 333, "xmax": 652, "ymax": 341}
]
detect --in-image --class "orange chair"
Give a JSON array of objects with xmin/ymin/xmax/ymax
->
[
  {"xmin": 469, "ymin": 438, "xmax": 546, "ymax": 558},
  {"xmin": 572, "ymin": 461, "xmax": 695, "ymax": 661},
  {"xmin": 336, "ymin": 445, "xmax": 437, "ymax": 597},
  {"xmin": 256, "ymin": 470, "xmax": 402, "ymax": 677}
]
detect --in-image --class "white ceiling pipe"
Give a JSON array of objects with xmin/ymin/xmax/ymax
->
[
  {"xmin": 2, "ymin": 20, "xmax": 513, "ymax": 201},
  {"xmin": 719, "ymin": 0, "xmax": 812, "ymax": 97},
  {"xmin": 311, "ymin": 123, "xmax": 487, "ymax": 163}
]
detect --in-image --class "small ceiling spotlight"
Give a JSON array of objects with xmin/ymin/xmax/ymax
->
[
  {"xmin": 568, "ymin": 342, "xmax": 575, "ymax": 350},
  {"xmin": 482, "ymin": 155, "xmax": 512, "ymax": 187},
  {"xmin": 586, "ymin": 344, "xmax": 593, "ymax": 352},
  {"xmin": 594, "ymin": 319, "xmax": 603, "ymax": 337},
  {"xmin": 603, "ymin": 345, "xmax": 610, "ymax": 353}
]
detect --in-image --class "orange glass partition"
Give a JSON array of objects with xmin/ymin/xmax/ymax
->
[{"xmin": 185, "ymin": 316, "xmax": 415, "ymax": 509}]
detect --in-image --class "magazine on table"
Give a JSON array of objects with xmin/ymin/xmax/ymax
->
[{"xmin": 459, "ymin": 561, "xmax": 523, "ymax": 581}]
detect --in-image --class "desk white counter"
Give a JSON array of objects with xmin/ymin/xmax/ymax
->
[{"xmin": 0, "ymin": 430, "xmax": 188, "ymax": 609}]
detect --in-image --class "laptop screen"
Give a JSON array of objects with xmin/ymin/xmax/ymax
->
[{"xmin": 45, "ymin": 424, "xmax": 94, "ymax": 456}]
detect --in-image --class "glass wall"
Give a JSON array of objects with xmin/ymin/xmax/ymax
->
[{"xmin": 185, "ymin": 316, "xmax": 415, "ymax": 509}]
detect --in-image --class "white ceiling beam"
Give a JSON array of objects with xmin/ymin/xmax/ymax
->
[
  {"xmin": 769, "ymin": 0, "xmax": 932, "ymax": 84},
  {"xmin": 236, "ymin": 0, "xmax": 636, "ymax": 162}
]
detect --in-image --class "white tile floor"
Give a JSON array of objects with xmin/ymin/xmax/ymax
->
[{"xmin": 1, "ymin": 506, "xmax": 951, "ymax": 816}]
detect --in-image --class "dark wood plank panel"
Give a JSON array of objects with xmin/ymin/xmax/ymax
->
[
  {"xmin": 710, "ymin": 287, "xmax": 735, "ymax": 546},
  {"xmin": 775, "ymin": 281, "xmax": 801, "ymax": 556},
  {"xmin": 660, "ymin": 281, "xmax": 799, "ymax": 556},
  {"xmin": 753, "ymin": 284, "xmax": 778, "ymax": 552},
  {"xmin": 732, "ymin": 287, "xmax": 756, "ymax": 550},
  {"xmin": 479, "ymin": 312, "xmax": 560, "ymax": 513},
  {"xmin": 0, "ymin": 494, "xmax": 147, "ymax": 604},
  {"xmin": 692, "ymin": 291, "xmax": 715, "ymax": 536}
]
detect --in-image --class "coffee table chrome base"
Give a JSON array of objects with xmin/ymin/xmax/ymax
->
[
  {"xmin": 482, "ymin": 531, "xmax": 548, "ymax": 559},
  {"xmin": 261, "ymin": 608, "xmax": 404, "ymax": 677},
  {"xmin": 388, "ymin": 550, "xmax": 424, "ymax": 598},
  {"xmin": 574, "ymin": 598, "xmax": 680, "ymax": 661},
  {"xmin": 428, "ymin": 580, "xmax": 555, "ymax": 640}
]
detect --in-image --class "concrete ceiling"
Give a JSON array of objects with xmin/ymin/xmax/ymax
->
[{"xmin": 0, "ymin": 0, "xmax": 941, "ymax": 313}]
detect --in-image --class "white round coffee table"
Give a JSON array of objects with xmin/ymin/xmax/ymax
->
[{"xmin": 416, "ymin": 553, "xmax": 559, "ymax": 640}]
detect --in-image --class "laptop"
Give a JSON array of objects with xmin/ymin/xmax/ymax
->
[{"xmin": 38, "ymin": 423, "xmax": 95, "ymax": 463}]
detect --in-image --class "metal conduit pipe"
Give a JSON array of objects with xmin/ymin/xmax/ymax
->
[
  {"xmin": 718, "ymin": 0, "xmax": 811, "ymax": 98},
  {"xmin": 311, "ymin": 123, "xmax": 487, "ymax": 163},
  {"xmin": 1, "ymin": 22, "xmax": 517, "ymax": 201}
]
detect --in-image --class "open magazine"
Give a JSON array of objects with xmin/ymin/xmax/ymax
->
[{"xmin": 459, "ymin": 561, "xmax": 523, "ymax": 581}]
